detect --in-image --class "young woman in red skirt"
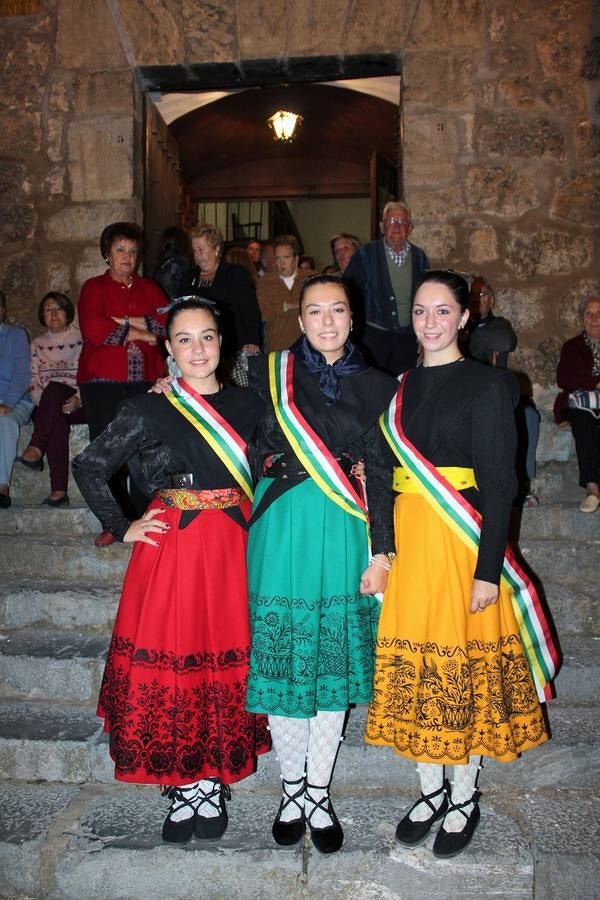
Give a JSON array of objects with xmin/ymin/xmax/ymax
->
[{"xmin": 73, "ymin": 298, "xmax": 270, "ymax": 844}]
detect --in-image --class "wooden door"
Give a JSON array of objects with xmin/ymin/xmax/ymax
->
[{"xmin": 369, "ymin": 151, "xmax": 398, "ymax": 239}]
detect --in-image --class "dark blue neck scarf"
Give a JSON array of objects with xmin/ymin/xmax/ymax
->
[{"xmin": 290, "ymin": 335, "xmax": 368, "ymax": 404}]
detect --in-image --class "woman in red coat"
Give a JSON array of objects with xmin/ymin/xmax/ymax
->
[{"xmin": 77, "ymin": 221, "xmax": 167, "ymax": 545}]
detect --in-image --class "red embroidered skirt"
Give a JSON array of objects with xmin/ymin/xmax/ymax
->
[{"xmin": 98, "ymin": 495, "xmax": 270, "ymax": 786}]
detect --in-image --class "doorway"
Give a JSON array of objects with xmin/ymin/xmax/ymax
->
[{"xmin": 140, "ymin": 54, "xmax": 402, "ymax": 273}]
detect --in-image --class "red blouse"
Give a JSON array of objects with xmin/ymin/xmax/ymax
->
[{"xmin": 77, "ymin": 271, "xmax": 167, "ymax": 384}]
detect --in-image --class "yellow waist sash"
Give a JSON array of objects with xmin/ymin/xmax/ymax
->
[{"xmin": 393, "ymin": 466, "xmax": 478, "ymax": 493}]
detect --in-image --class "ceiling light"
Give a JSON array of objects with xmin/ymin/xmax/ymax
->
[{"xmin": 267, "ymin": 109, "xmax": 303, "ymax": 142}]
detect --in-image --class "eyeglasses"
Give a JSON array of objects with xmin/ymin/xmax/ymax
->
[{"xmin": 384, "ymin": 217, "xmax": 410, "ymax": 226}]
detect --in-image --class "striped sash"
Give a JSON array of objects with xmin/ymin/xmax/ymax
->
[
  {"xmin": 380, "ymin": 375, "xmax": 559, "ymax": 702},
  {"xmin": 165, "ymin": 379, "xmax": 254, "ymax": 500},
  {"xmin": 268, "ymin": 350, "xmax": 368, "ymax": 526}
]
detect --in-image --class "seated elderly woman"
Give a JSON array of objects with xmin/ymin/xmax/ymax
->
[
  {"xmin": 554, "ymin": 297, "xmax": 600, "ymax": 513},
  {"xmin": 15, "ymin": 292, "xmax": 84, "ymax": 507}
]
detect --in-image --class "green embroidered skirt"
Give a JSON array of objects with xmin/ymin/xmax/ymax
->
[{"xmin": 246, "ymin": 477, "xmax": 381, "ymax": 717}]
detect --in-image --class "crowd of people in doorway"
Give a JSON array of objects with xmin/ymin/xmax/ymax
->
[{"xmin": 3, "ymin": 197, "xmax": 594, "ymax": 859}]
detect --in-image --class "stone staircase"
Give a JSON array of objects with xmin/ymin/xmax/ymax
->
[{"xmin": 0, "ymin": 427, "xmax": 599, "ymax": 898}]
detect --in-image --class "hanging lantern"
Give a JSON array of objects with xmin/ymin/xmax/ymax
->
[{"xmin": 267, "ymin": 109, "xmax": 303, "ymax": 143}]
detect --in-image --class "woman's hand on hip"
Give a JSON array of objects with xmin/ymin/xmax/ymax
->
[
  {"xmin": 123, "ymin": 508, "xmax": 170, "ymax": 546},
  {"xmin": 470, "ymin": 578, "xmax": 499, "ymax": 613}
]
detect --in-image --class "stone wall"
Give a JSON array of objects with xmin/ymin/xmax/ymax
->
[{"xmin": 1, "ymin": 0, "xmax": 598, "ymax": 410}]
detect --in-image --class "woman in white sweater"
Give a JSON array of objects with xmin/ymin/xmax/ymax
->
[{"xmin": 15, "ymin": 292, "xmax": 84, "ymax": 506}]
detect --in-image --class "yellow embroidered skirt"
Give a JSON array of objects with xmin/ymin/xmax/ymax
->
[{"xmin": 365, "ymin": 492, "xmax": 549, "ymax": 764}]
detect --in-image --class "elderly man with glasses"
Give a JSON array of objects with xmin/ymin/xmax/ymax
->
[{"xmin": 345, "ymin": 201, "xmax": 429, "ymax": 375}]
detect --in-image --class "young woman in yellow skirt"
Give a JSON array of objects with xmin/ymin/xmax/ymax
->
[{"xmin": 365, "ymin": 270, "xmax": 558, "ymax": 858}]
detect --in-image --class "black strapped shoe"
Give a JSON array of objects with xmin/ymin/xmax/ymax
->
[
  {"xmin": 432, "ymin": 790, "xmax": 481, "ymax": 859},
  {"xmin": 305, "ymin": 784, "xmax": 344, "ymax": 854},
  {"xmin": 161, "ymin": 784, "xmax": 198, "ymax": 845},
  {"xmin": 194, "ymin": 779, "xmax": 230, "ymax": 841},
  {"xmin": 272, "ymin": 776, "xmax": 306, "ymax": 846},
  {"xmin": 395, "ymin": 779, "xmax": 450, "ymax": 847}
]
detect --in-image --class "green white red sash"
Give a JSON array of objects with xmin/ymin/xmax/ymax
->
[
  {"xmin": 165, "ymin": 378, "xmax": 253, "ymax": 500},
  {"xmin": 268, "ymin": 351, "xmax": 368, "ymax": 526},
  {"xmin": 380, "ymin": 374, "xmax": 559, "ymax": 702}
]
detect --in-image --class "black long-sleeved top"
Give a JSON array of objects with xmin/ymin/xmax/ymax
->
[
  {"xmin": 248, "ymin": 354, "xmax": 398, "ymax": 556},
  {"xmin": 72, "ymin": 386, "xmax": 264, "ymax": 540},
  {"xmin": 178, "ymin": 261, "xmax": 261, "ymax": 352},
  {"xmin": 390, "ymin": 358, "xmax": 519, "ymax": 584}
]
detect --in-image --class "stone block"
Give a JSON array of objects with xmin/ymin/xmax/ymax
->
[
  {"xmin": 536, "ymin": 28, "xmax": 587, "ymax": 79},
  {"xmin": 477, "ymin": 113, "xmax": 565, "ymax": 161},
  {"xmin": 46, "ymin": 114, "xmax": 64, "ymax": 163},
  {"xmin": 183, "ymin": 0, "xmax": 237, "ymax": 63},
  {"xmin": 573, "ymin": 119, "xmax": 600, "ymax": 162},
  {"xmin": 408, "ymin": 185, "xmax": 464, "ymax": 223},
  {"xmin": 0, "ymin": 252, "xmax": 36, "ymax": 308},
  {"xmin": 412, "ymin": 223, "xmax": 457, "ymax": 262},
  {"xmin": 498, "ymin": 76, "xmax": 587, "ymax": 116},
  {"xmin": 0, "ymin": 581, "xmax": 118, "ymax": 631},
  {"xmin": 0, "ymin": 655, "xmax": 96, "ymax": 703},
  {"xmin": 493, "ymin": 286, "xmax": 545, "ymax": 335},
  {"xmin": 343, "ymin": 0, "xmax": 417, "ymax": 54},
  {"xmin": 237, "ymin": 0, "xmax": 286, "ymax": 58},
  {"xmin": 519, "ymin": 537, "xmax": 599, "ymax": 582},
  {"xmin": 118, "ymin": 0, "xmax": 183, "ymax": 65},
  {"xmin": 45, "ymin": 260, "xmax": 71, "ymax": 293},
  {"xmin": 49, "ymin": 81, "xmax": 70, "ymax": 113},
  {"xmin": 464, "ymin": 165, "xmax": 540, "ymax": 217},
  {"xmin": 0, "ymin": 535, "xmax": 131, "ymax": 582},
  {"xmin": 550, "ymin": 171, "xmax": 600, "ymax": 227},
  {"xmin": 403, "ymin": 113, "xmax": 460, "ymax": 184},
  {"xmin": 408, "ymin": 0, "xmax": 484, "ymax": 49},
  {"xmin": 73, "ymin": 70, "xmax": 134, "ymax": 115},
  {"xmin": 75, "ymin": 246, "xmax": 106, "ymax": 293},
  {"xmin": 0, "ymin": 34, "xmax": 49, "ymax": 110},
  {"xmin": 404, "ymin": 51, "xmax": 474, "ymax": 110},
  {"xmin": 285, "ymin": 0, "xmax": 348, "ymax": 57},
  {"xmin": 0, "ymin": 108, "xmax": 41, "ymax": 156},
  {"xmin": 506, "ymin": 230, "xmax": 594, "ymax": 279},
  {"xmin": 468, "ymin": 226, "xmax": 498, "ymax": 264},
  {"xmin": 68, "ymin": 117, "xmax": 134, "ymax": 202},
  {"xmin": 44, "ymin": 165, "xmax": 66, "ymax": 196},
  {"xmin": 557, "ymin": 278, "xmax": 600, "ymax": 334},
  {"xmin": 45, "ymin": 201, "xmax": 138, "ymax": 243},
  {"xmin": 0, "ymin": 162, "xmax": 35, "ymax": 243},
  {"xmin": 56, "ymin": 0, "xmax": 127, "ymax": 70}
]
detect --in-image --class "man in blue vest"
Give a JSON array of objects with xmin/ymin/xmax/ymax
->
[{"xmin": 345, "ymin": 200, "xmax": 429, "ymax": 375}]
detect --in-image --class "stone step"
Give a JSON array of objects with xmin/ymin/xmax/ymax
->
[
  {"xmin": 12, "ymin": 423, "xmax": 89, "ymax": 506},
  {"xmin": 0, "ymin": 781, "xmax": 598, "ymax": 900},
  {"xmin": 0, "ymin": 623, "xmax": 597, "ymax": 705},
  {"xmin": 0, "ymin": 579, "xmax": 119, "ymax": 632},
  {"xmin": 515, "ymin": 501, "xmax": 600, "ymax": 541},
  {"xmin": 0, "ymin": 505, "xmax": 99, "ymax": 536},
  {"xmin": 543, "ymin": 579, "xmax": 600, "ymax": 636},
  {"xmin": 516, "ymin": 536, "xmax": 600, "ymax": 583},
  {"xmin": 0, "ymin": 535, "xmax": 131, "ymax": 582},
  {"xmin": 0, "ymin": 698, "xmax": 597, "ymax": 791},
  {"xmin": 0, "ymin": 628, "xmax": 108, "ymax": 702}
]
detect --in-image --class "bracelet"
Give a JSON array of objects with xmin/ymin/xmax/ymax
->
[
  {"xmin": 124, "ymin": 315, "xmax": 130, "ymax": 327},
  {"xmin": 369, "ymin": 556, "xmax": 391, "ymax": 572}
]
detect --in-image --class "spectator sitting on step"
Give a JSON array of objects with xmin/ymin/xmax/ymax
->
[
  {"xmin": 77, "ymin": 221, "xmax": 168, "ymax": 548},
  {"xmin": 257, "ymin": 234, "xmax": 315, "ymax": 352},
  {"xmin": 467, "ymin": 276, "xmax": 540, "ymax": 507},
  {"xmin": 15, "ymin": 292, "xmax": 85, "ymax": 508},
  {"xmin": 554, "ymin": 296, "xmax": 600, "ymax": 514},
  {"xmin": 330, "ymin": 233, "xmax": 361, "ymax": 274},
  {"xmin": 0, "ymin": 290, "xmax": 32, "ymax": 509}
]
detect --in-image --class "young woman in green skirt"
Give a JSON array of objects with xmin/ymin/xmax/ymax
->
[{"xmin": 246, "ymin": 274, "xmax": 397, "ymax": 853}]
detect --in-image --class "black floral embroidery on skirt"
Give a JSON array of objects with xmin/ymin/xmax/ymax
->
[{"xmin": 109, "ymin": 634, "xmax": 249, "ymax": 672}]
